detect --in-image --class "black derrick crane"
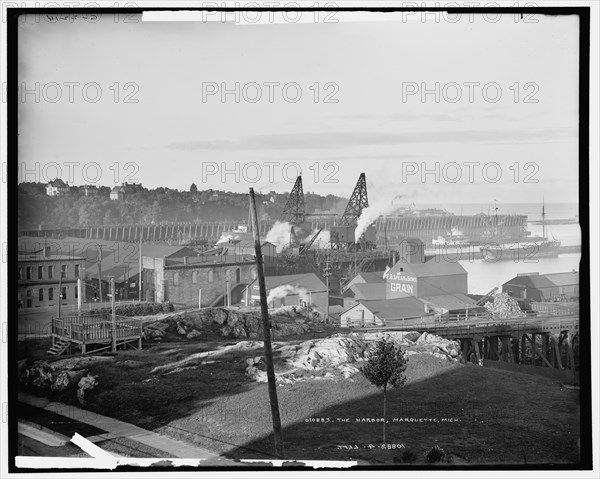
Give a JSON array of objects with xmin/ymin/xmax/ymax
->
[
  {"xmin": 279, "ymin": 175, "xmax": 305, "ymax": 225},
  {"xmin": 340, "ymin": 172, "xmax": 369, "ymax": 226}
]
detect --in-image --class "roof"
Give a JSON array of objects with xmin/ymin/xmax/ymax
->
[
  {"xmin": 228, "ymin": 241, "xmax": 277, "ymax": 256},
  {"xmin": 345, "ymin": 283, "xmax": 390, "ymax": 300},
  {"xmin": 264, "ymin": 273, "xmax": 327, "ymax": 293},
  {"xmin": 348, "ymin": 297, "xmax": 427, "ymax": 320},
  {"xmin": 87, "ymin": 260, "xmax": 139, "ymax": 280},
  {"xmin": 140, "ymin": 244, "xmax": 196, "ymax": 259},
  {"xmin": 18, "ymin": 237, "xmax": 195, "ymax": 278},
  {"xmin": 357, "ymin": 271, "xmax": 386, "ymax": 283},
  {"xmin": 165, "ymin": 254, "xmax": 255, "ymax": 268},
  {"xmin": 111, "ymin": 183, "xmax": 143, "ymax": 194},
  {"xmin": 18, "ymin": 253, "xmax": 84, "ymax": 262},
  {"xmin": 387, "ymin": 258, "xmax": 467, "ymax": 279},
  {"xmin": 503, "ymin": 271, "xmax": 579, "ymax": 289},
  {"xmin": 419, "ymin": 294, "xmax": 477, "ymax": 311}
]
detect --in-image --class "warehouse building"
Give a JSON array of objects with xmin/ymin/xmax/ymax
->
[
  {"xmin": 342, "ymin": 270, "xmax": 385, "ymax": 293},
  {"xmin": 502, "ymin": 271, "xmax": 579, "ymax": 302},
  {"xmin": 340, "ymin": 297, "xmax": 429, "ymax": 328},
  {"xmin": 342, "ymin": 282, "xmax": 391, "ymax": 308}
]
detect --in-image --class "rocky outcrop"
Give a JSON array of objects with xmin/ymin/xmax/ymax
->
[
  {"xmin": 77, "ymin": 374, "xmax": 98, "ymax": 405},
  {"xmin": 142, "ymin": 306, "xmax": 313, "ymax": 341},
  {"xmin": 242, "ymin": 332, "xmax": 463, "ymax": 384},
  {"xmin": 19, "ymin": 358, "xmax": 104, "ymax": 406}
]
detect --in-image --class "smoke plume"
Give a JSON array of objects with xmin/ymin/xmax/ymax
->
[
  {"xmin": 312, "ymin": 229, "xmax": 331, "ymax": 249},
  {"xmin": 216, "ymin": 233, "xmax": 239, "ymax": 244},
  {"xmin": 266, "ymin": 284, "xmax": 310, "ymax": 305},
  {"xmin": 354, "ymin": 195, "xmax": 403, "ymax": 242},
  {"xmin": 265, "ymin": 221, "xmax": 293, "ymax": 252}
]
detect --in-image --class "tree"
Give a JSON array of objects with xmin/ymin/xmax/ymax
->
[
  {"xmin": 361, "ymin": 336, "xmax": 408, "ymax": 443},
  {"xmin": 190, "ymin": 183, "xmax": 198, "ymax": 193}
]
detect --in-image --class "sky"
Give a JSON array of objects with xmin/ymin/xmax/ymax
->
[{"xmin": 17, "ymin": 11, "xmax": 580, "ymax": 205}]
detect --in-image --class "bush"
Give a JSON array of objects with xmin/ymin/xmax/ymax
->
[
  {"xmin": 88, "ymin": 302, "xmax": 174, "ymax": 317},
  {"xmin": 394, "ymin": 449, "xmax": 417, "ymax": 463},
  {"xmin": 424, "ymin": 445, "xmax": 447, "ymax": 463}
]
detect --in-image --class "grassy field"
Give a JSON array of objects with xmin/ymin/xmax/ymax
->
[{"xmin": 18, "ymin": 338, "xmax": 580, "ymax": 465}]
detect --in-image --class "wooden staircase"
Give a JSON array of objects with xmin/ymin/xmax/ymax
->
[{"xmin": 47, "ymin": 339, "xmax": 71, "ymax": 356}]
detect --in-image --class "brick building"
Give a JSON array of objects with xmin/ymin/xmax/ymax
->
[
  {"xmin": 18, "ymin": 247, "xmax": 85, "ymax": 309},
  {"xmin": 159, "ymin": 255, "xmax": 257, "ymax": 307}
]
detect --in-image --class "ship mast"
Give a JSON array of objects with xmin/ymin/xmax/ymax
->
[
  {"xmin": 494, "ymin": 200, "xmax": 498, "ymax": 235},
  {"xmin": 542, "ymin": 197, "xmax": 546, "ymax": 239}
]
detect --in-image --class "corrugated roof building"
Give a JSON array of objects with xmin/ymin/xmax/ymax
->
[
  {"xmin": 385, "ymin": 258, "xmax": 468, "ymax": 299},
  {"xmin": 340, "ymin": 297, "xmax": 429, "ymax": 328},
  {"xmin": 502, "ymin": 271, "xmax": 579, "ymax": 302}
]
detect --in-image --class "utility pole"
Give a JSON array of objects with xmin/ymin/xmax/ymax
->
[
  {"xmin": 97, "ymin": 245, "xmax": 103, "ymax": 303},
  {"xmin": 323, "ymin": 262, "xmax": 331, "ymax": 324},
  {"xmin": 138, "ymin": 235, "xmax": 143, "ymax": 301},
  {"xmin": 109, "ymin": 277, "xmax": 116, "ymax": 352},
  {"xmin": 57, "ymin": 271, "xmax": 64, "ymax": 319},
  {"xmin": 77, "ymin": 278, "xmax": 82, "ymax": 317},
  {"xmin": 249, "ymin": 187, "xmax": 285, "ymax": 459}
]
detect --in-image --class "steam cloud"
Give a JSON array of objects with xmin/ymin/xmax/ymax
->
[
  {"xmin": 265, "ymin": 221, "xmax": 293, "ymax": 252},
  {"xmin": 312, "ymin": 229, "xmax": 331, "ymax": 249},
  {"xmin": 354, "ymin": 195, "xmax": 403, "ymax": 242},
  {"xmin": 266, "ymin": 285, "xmax": 310, "ymax": 305},
  {"xmin": 216, "ymin": 233, "xmax": 239, "ymax": 244}
]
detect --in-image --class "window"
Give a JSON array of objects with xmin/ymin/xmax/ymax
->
[
  {"xmin": 61, "ymin": 265, "xmax": 67, "ymax": 276},
  {"xmin": 26, "ymin": 299, "xmax": 32, "ymax": 308},
  {"xmin": 61, "ymin": 287, "xmax": 67, "ymax": 300},
  {"xmin": 192, "ymin": 271, "xmax": 198, "ymax": 284},
  {"xmin": 75, "ymin": 264, "xmax": 80, "ymax": 278},
  {"xmin": 26, "ymin": 289, "xmax": 32, "ymax": 297},
  {"xmin": 75, "ymin": 285, "xmax": 78, "ymax": 299},
  {"xmin": 173, "ymin": 272, "xmax": 179, "ymax": 285},
  {"xmin": 26, "ymin": 267, "xmax": 32, "ymax": 280},
  {"xmin": 38, "ymin": 266, "xmax": 44, "ymax": 279},
  {"xmin": 236, "ymin": 268, "xmax": 241, "ymax": 283},
  {"xmin": 48, "ymin": 266, "xmax": 54, "ymax": 279},
  {"xmin": 251, "ymin": 268, "xmax": 257, "ymax": 280},
  {"xmin": 18, "ymin": 268, "xmax": 23, "ymax": 280},
  {"xmin": 48, "ymin": 288, "xmax": 54, "ymax": 300},
  {"xmin": 39, "ymin": 288, "xmax": 44, "ymax": 301},
  {"xmin": 208, "ymin": 269, "xmax": 214, "ymax": 283}
]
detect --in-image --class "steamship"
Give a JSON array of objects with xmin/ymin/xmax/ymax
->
[{"xmin": 480, "ymin": 202, "xmax": 561, "ymax": 261}]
